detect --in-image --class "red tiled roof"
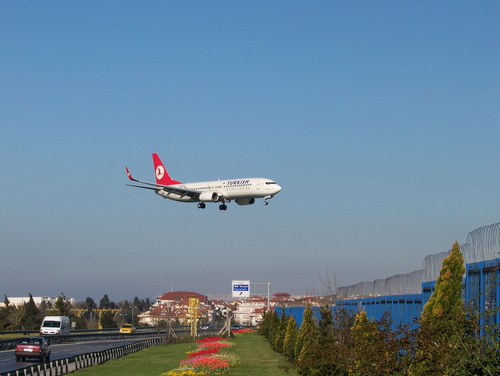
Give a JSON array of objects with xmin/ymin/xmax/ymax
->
[
  {"xmin": 273, "ymin": 292, "xmax": 291, "ymax": 297},
  {"xmin": 158, "ymin": 291, "xmax": 207, "ymax": 302}
]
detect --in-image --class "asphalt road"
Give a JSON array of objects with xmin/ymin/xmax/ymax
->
[{"xmin": 0, "ymin": 338, "xmax": 142, "ymax": 375}]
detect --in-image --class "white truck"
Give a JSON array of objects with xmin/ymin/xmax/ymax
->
[{"xmin": 40, "ymin": 316, "xmax": 71, "ymax": 335}]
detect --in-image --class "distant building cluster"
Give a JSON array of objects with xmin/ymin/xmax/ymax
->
[
  {"xmin": 137, "ymin": 290, "xmax": 331, "ymax": 327},
  {"xmin": 138, "ymin": 291, "xmax": 211, "ymax": 326},
  {"xmin": 1, "ymin": 292, "xmax": 332, "ymax": 327}
]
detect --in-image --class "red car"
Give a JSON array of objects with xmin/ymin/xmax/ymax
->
[{"xmin": 15, "ymin": 337, "xmax": 51, "ymax": 362}]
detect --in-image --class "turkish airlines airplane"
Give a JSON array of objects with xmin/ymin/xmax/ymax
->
[{"xmin": 125, "ymin": 153, "xmax": 282, "ymax": 210}]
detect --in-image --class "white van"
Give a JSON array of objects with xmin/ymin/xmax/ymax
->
[{"xmin": 40, "ymin": 316, "xmax": 71, "ymax": 335}]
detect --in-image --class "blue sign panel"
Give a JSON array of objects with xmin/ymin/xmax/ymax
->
[
  {"xmin": 232, "ymin": 280, "xmax": 250, "ymax": 297},
  {"xmin": 233, "ymin": 284, "xmax": 249, "ymax": 291}
]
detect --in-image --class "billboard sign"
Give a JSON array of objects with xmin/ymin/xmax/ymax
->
[{"xmin": 232, "ymin": 280, "xmax": 250, "ymax": 298}]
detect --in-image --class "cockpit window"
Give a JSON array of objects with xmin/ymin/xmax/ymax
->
[{"xmin": 265, "ymin": 182, "xmax": 277, "ymax": 185}]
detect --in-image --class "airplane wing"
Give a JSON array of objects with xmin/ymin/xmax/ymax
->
[
  {"xmin": 125, "ymin": 184, "xmax": 159, "ymax": 191},
  {"xmin": 125, "ymin": 167, "xmax": 203, "ymax": 200}
]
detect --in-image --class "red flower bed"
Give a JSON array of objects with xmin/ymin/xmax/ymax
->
[
  {"xmin": 165, "ymin": 335, "xmax": 243, "ymax": 375},
  {"xmin": 197, "ymin": 341, "xmax": 231, "ymax": 349},
  {"xmin": 195, "ymin": 336, "xmax": 225, "ymax": 343},
  {"xmin": 187, "ymin": 347, "xmax": 221, "ymax": 358},
  {"xmin": 231, "ymin": 328, "xmax": 254, "ymax": 333},
  {"xmin": 191, "ymin": 356, "xmax": 230, "ymax": 370}
]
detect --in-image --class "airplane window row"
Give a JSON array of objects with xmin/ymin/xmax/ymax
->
[{"xmin": 193, "ymin": 185, "xmax": 253, "ymax": 190}]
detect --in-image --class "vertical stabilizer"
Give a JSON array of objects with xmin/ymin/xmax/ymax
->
[{"xmin": 152, "ymin": 153, "xmax": 182, "ymax": 185}]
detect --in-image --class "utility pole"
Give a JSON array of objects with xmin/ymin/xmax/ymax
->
[{"xmin": 251, "ymin": 282, "xmax": 271, "ymax": 310}]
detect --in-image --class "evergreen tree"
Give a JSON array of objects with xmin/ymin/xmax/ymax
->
[
  {"xmin": 273, "ymin": 307, "xmax": 288, "ymax": 353},
  {"xmin": 349, "ymin": 310, "xmax": 381, "ymax": 375},
  {"xmin": 85, "ymin": 297, "xmax": 97, "ymax": 311},
  {"xmin": 133, "ymin": 297, "xmax": 141, "ymax": 310},
  {"xmin": 332, "ymin": 307, "xmax": 356, "ymax": 372},
  {"xmin": 38, "ymin": 301, "xmax": 49, "ymax": 321},
  {"xmin": 295, "ymin": 304, "xmax": 318, "ymax": 372},
  {"xmin": 303, "ymin": 307, "xmax": 357, "ymax": 375},
  {"xmin": 117, "ymin": 300, "xmax": 132, "ymax": 325},
  {"xmin": 54, "ymin": 293, "xmax": 72, "ymax": 316},
  {"xmin": 99, "ymin": 310, "xmax": 117, "ymax": 328},
  {"xmin": 0, "ymin": 296, "xmax": 12, "ymax": 330},
  {"xmin": 11, "ymin": 307, "xmax": 25, "ymax": 329},
  {"xmin": 21, "ymin": 293, "xmax": 40, "ymax": 330},
  {"xmin": 297, "ymin": 337, "xmax": 317, "ymax": 375},
  {"xmin": 282, "ymin": 315, "xmax": 298, "ymax": 362},
  {"xmin": 257, "ymin": 309, "xmax": 271, "ymax": 337},
  {"xmin": 410, "ymin": 241, "xmax": 467, "ymax": 375},
  {"xmin": 317, "ymin": 305, "xmax": 333, "ymax": 345},
  {"xmin": 421, "ymin": 241, "xmax": 465, "ymax": 324},
  {"xmin": 267, "ymin": 310, "xmax": 281, "ymax": 348},
  {"xmin": 306, "ymin": 305, "xmax": 340, "ymax": 376},
  {"xmin": 99, "ymin": 294, "xmax": 111, "ymax": 310}
]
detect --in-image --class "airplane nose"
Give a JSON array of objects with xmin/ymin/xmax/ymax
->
[{"xmin": 275, "ymin": 184, "xmax": 282, "ymax": 193}]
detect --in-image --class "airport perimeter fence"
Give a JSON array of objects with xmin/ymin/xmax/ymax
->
[
  {"xmin": 337, "ymin": 222, "xmax": 500, "ymax": 299},
  {"xmin": 277, "ymin": 222, "xmax": 500, "ymax": 331},
  {"xmin": 0, "ymin": 337, "xmax": 162, "ymax": 376}
]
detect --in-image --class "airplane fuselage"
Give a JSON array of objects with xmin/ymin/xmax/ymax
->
[{"xmin": 155, "ymin": 178, "xmax": 279, "ymax": 203}]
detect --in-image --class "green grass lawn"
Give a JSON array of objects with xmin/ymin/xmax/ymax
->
[
  {"xmin": 77, "ymin": 331, "xmax": 298, "ymax": 376},
  {"xmin": 230, "ymin": 331, "xmax": 299, "ymax": 375},
  {"xmin": 75, "ymin": 341, "xmax": 191, "ymax": 375}
]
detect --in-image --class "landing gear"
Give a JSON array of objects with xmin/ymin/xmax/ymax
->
[
  {"xmin": 219, "ymin": 203, "xmax": 227, "ymax": 211},
  {"xmin": 197, "ymin": 202, "xmax": 206, "ymax": 209},
  {"xmin": 264, "ymin": 195, "xmax": 273, "ymax": 205}
]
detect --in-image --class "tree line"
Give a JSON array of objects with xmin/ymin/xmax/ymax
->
[
  {"xmin": 0, "ymin": 293, "xmax": 152, "ymax": 331},
  {"xmin": 258, "ymin": 242, "xmax": 500, "ymax": 376}
]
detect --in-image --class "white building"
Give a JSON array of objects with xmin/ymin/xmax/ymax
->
[{"xmin": 233, "ymin": 296, "xmax": 268, "ymax": 326}]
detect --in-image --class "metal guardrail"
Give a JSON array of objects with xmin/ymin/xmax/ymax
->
[
  {"xmin": 0, "ymin": 330, "xmax": 168, "ymax": 351},
  {"xmin": 0, "ymin": 338, "xmax": 19, "ymax": 352},
  {"xmin": 0, "ymin": 326, "xmax": 219, "ymax": 351},
  {"xmin": 0, "ymin": 337, "xmax": 162, "ymax": 376},
  {"xmin": 0, "ymin": 326, "xmax": 166, "ymax": 337}
]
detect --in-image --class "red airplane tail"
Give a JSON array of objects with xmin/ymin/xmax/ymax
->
[{"xmin": 152, "ymin": 153, "xmax": 182, "ymax": 185}]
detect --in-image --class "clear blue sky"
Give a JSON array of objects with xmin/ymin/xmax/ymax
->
[{"xmin": 1, "ymin": 1, "xmax": 498, "ymax": 302}]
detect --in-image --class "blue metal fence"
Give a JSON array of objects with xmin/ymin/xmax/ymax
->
[
  {"xmin": 277, "ymin": 258, "xmax": 500, "ymax": 331},
  {"xmin": 465, "ymin": 258, "xmax": 500, "ymax": 327}
]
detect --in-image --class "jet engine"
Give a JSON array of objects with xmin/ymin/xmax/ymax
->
[
  {"xmin": 235, "ymin": 198, "xmax": 255, "ymax": 206},
  {"xmin": 199, "ymin": 191, "xmax": 220, "ymax": 202}
]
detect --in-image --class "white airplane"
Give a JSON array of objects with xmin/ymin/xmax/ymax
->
[{"xmin": 125, "ymin": 153, "xmax": 282, "ymax": 210}]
